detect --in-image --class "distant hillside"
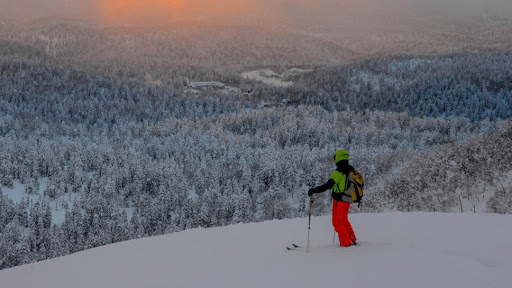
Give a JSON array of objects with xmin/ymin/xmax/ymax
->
[
  {"xmin": 1, "ymin": 0, "xmax": 512, "ymax": 77},
  {"xmin": 373, "ymin": 121, "xmax": 512, "ymax": 213},
  {"xmin": 292, "ymin": 52, "xmax": 512, "ymax": 122}
]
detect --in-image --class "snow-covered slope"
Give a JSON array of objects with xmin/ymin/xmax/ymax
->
[{"xmin": 1, "ymin": 213, "xmax": 511, "ymax": 288}]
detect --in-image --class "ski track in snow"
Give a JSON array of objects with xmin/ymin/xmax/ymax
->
[{"xmin": 0, "ymin": 213, "xmax": 511, "ymax": 288}]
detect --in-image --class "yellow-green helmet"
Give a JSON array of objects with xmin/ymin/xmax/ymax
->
[{"xmin": 334, "ymin": 149, "xmax": 349, "ymax": 163}]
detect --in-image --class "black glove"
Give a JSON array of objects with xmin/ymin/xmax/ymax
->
[{"xmin": 308, "ymin": 188, "xmax": 315, "ymax": 197}]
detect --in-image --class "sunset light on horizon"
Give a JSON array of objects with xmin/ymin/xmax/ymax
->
[{"xmin": 94, "ymin": 0, "xmax": 282, "ymax": 26}]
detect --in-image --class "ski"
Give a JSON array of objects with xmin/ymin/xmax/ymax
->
[{"xmin": 286, "ymin": 243, "xmax": 303, "ymax": 250}]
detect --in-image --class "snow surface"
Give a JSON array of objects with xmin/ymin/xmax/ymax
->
[
  {"xmin": 1, "ymin": 179, "xmax": 78, "ymax": 225},
  {"xmin": 1, "ymin": 179, "xmax": 46, "ymax": 204},
  {"xmin": 188, "ymin": 81, "xmax": 225, "ymax": 88},
  {"xmin": 241, "ymin": 69, "xmax": 294, "ymax": 87},
  {"xmin": 1, "ymin": 213, "xmax": 511, "ymax": 288}
]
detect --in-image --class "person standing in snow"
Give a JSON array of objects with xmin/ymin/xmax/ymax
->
[{"xmin": 308, "ymin": 149, "xmax": 359, "ymax": 247}]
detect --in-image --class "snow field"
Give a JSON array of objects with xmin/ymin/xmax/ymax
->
[{"xmin": 0, "ymin": 213, "xmax": 511, "ymax": 288}]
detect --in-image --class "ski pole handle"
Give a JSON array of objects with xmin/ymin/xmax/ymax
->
[{"xmin": 308, "ymin": 196, "xmax": 313, "ymax": 224}]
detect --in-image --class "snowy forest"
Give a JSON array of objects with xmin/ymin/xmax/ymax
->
[{"xmin": 1, "ymin": 13, "xmax": 512, "ymax": 270}]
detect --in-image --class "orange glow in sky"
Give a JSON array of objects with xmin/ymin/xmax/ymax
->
[{"xmin": 95, "ymin": 0, "xmax": 275, "ymax": 26}]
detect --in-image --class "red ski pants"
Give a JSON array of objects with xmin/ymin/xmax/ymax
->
[{"xmin": 332, "ymin": 200, "xmax": 356, "ymax": 247}]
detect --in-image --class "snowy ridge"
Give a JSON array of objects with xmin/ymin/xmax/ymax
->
[{"xmin": 0, "ymin": 213, "xmax": 511, "ymax": 288}]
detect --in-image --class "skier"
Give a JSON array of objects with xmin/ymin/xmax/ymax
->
[{"xmin": 308, "ymin": 149, "xmax": 358, "ymax": 247}]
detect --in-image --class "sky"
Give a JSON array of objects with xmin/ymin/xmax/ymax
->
[
  {"xmin": 0, "ymin": 0, "xmax": 511, "ymax": 26},
  {"xmin": 1, "ymin": 213, "xmax": 511, "ymax": 288},
  {"xmin": 93, "ymin": 0, "xmax": 279, "ymax": 26},
  {"xmin": 411, "ymin": 0, "xmax": 512, "ymax": 17}
]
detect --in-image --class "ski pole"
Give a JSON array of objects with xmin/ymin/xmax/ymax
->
[
  {"xmin": 307, "ymin": 197, "xmax": 313, "ymax": 253},
  {"xmin": 332, "ymin": 202, "xmax": 335, "ymax": 245}
]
